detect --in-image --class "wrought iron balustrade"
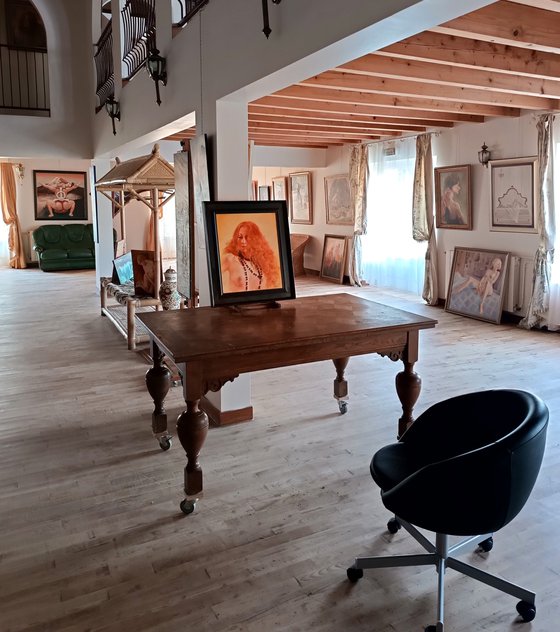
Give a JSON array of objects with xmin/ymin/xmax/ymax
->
[
  {"xmin": 172, "ymin": 0, "xmax": 209, "ymax": 27},
  {"xmin": 121, "ymin": 0, "xmax": 156, "ymax": 80},
  {"xmin": 94, "ymin": 20, "xmax": 114, "ymax": 109},
  {"xmin": 0, "ymin": 44, "xmax": 49, "ymax": 114}
]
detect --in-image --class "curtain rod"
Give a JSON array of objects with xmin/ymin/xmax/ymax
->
[{"xmin": 363, "ymin": 130, "xmax": 440, "ymax": 147}]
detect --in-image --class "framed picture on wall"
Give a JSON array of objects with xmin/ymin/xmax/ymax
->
[
  {"xmin": 288, "ymin": 171, "xmax": 313, "ymax": 224},
  {"xmin": 434, "ymin": 164, "xmax": 472, "ymax": 230},
  {"xmin": 33, "ymin": 171, "xmax": 88, "ymax": 221},
  {"xmin": 203, "ymin": 200, "xmax": 295, "ymax": 307},
  {"xmin": 272, "ymin": 176, "xmax": 287, "ymax": 201},
  {"xmin": 445, "ymin": 247, "xmax": 510, "ymax": 324},
  {"xmin": 320, "ymin": 234, "xmax": 347, "ymax": 284},
  {"xmin": 490, "ymin": 157, "xmax": 538, "ymax": 233},
  {"xmin": 324, "ymin": 173, "xmax": 353, "ymax": 225},
  {"xmin": 258, "ymin": 185, "xmax": 271, "ymax": 201}
]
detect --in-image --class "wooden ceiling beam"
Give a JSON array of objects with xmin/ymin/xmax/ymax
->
[
  {"xmin": 249, "ymin": 118, "xmax": 427, "ymax": 133},
  {"xmin": 271, "ymin": 87, "xmax": 520, "ymax": 117},
  {"xmin": 248, "ymin": 106, "xmax": 456, "ymax": 127},
  {"xmin": 339, "ymin": 53, "xmax": 560, "ymax": 99},
  {"xmin": 250, "ymin": 97, "xmax": 486, "ymax": 122},
  {"xmin": 381, "ymin": 31, "xmax": 560, "ymax": 80},
  {"xmin": 508, "ymin": 0, "xmax": 560, "ymax": 11},
  {"xmin": 434, "ymin": 0, "xmax": 560, "ymax": 53},
  {"xmin": 249, "ymin": 133, "xmax": 363, "ymax": 145},
  {"xmin": 250, "ymin": 127, "xmax": 391, "ymax": 139},
  {"xmin": 301, "ymin": 70, "xmax": 558, "ymax": 110},
  {"xmin": 253, "ymin": 141, "xmax": 331, "ymax": 148}
]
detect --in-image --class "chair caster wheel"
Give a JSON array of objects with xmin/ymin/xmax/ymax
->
[
  {"xmin": 387, "ymin": 518, "xmax": 401, "ymax": 534},
  {"xmin": 425, "ymin": 626, "xmax": 437, "ymax": 632},
  {"xmin": 478, "ymin": 536, "xmax": 493, "ymax": 552},
  {"xmin": 346, "ymin": 566, "xmax": 363, "ymax": 583},
  {"xmin": 516, "ymin": 600, "xmax": 536, "ymax": 622},
  {"xmin": 179, "ymin": 498, "xmax": 197, "ymax": 515},
  {"xmin": 158, "ymin": 435, "xmax": 172, "ymax": 451},
  {"xmin": 338, "ymin": 400, "xmax": 348, "ymax": 414}
]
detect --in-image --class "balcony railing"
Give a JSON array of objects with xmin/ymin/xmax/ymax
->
[
  {"xmin": 172, "ymin": 0, "xmax": 209, "ymax": 27},
  {"xmin": 0, "ymin": 44, "xmax": 49, "ymax": 114},
  {"xmin": 94, "ymin": 20, "xmax": 114, "ymax": 109},
  {"xmin": 121, "ymin": 0, "xmax": 156, "ymax": 80}
]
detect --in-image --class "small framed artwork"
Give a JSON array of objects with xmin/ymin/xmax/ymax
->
[
  {"xmin": 112, "ymin": 252, "xmax": 133, "ymax": 285},
  {"xmin": 252, "ymin": 180, "xmax": 258, "ymax": 201},
  {"xmin": 114, "ymin": 239, "xmax": 126, "ymax": 258},
  {"xmin": 33, "ymin": 170, "xmax": 88, "ymax": 221},
  {"xmin": 320, "ymin": 234, "xmax": 347, "ymax": 284},
  {"xmin": 325, "ymin": 174, "xmax": 353, "ymax": 225},
  {"xmin": 131, "ymin": 249, "xmax": 159, "ymax": 297},
  {"xmin": 272, "ymin": 176, "xmax": 287, "ymax": 201},
  {"xmin": 289, "ymin": 171, "xmax": 313, "ymax": 224},
  {"xmin": 490, "ymin": 156, "xmax": 538, "ymax": 233},
  {"xmin": 445, "ymin": 247, "xmax": 510, "ymax": 324},
  {"xmin": 434, "ymin": 164, "xmax": 472, "ymax": 230},
  {"xmin": 258, "ymin": 185, "xmax": 271, "ymax": 201},
  {"xmin": 203, "ymin": 200, "xmax": 296, "ymax": 307}
]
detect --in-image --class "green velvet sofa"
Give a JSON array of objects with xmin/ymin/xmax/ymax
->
[{"xmin": 32, "ymin": 224, "xmax": 96, "ymax": 271}]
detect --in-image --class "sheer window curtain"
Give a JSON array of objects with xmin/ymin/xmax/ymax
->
[{"xmin": 360, "ymin": 138, "xmax": 425, "ymax": 294}]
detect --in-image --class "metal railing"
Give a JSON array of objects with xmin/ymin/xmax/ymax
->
[
  {"xmin": 172, "ymin": 0, "xmax": 209, "ymax": 27},
  {"xmin": 0, "ymin": 44, "xmax": 49, "ymax": 113},
  {"xmin": 94, "ymin": 20, "xmax": 114, "ymax": 109},
  {"xmin": 121, "ymin": 0, "xmax": 156, "ymax": 80}
]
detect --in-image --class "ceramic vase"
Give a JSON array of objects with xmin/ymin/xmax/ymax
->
[{"xmin": 159, "ymin": 267, "xmax": 181, "ymax": 310}]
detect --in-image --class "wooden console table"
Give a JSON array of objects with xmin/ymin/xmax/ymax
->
[{"xmin": 138, "ymin": 293, "xmax": 437, "ymax": 512}]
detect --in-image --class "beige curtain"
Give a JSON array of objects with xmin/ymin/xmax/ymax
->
[
  {"xmin": 412, "ymin": 134, "xmax": 438, "ymax": 305},
  {"xmin": 520, "ymin": 113, "xmax": 556, "ymax": 329},
  {"xmin": 0, "ymin": 163, "xmax": 26, "ymax": 269},
  {"xmin": 348, "ymin": 144, "xmax": 369, "ymax": 286}
]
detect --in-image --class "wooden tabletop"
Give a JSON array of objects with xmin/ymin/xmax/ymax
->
[{"xmin": 138, "ymin": 293, "xmax": 437, "ymax": 364}]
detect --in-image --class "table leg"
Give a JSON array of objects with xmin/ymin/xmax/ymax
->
[
  {"xmin": 395, "ymin": 361, "xmax": 421, "ymax": 438},
  {"xmin": 176, "ymin": 400, "xmax": 209, "ymax": 496},
  {"xmin": 333, "ymin": 357, "xmax": 349, "ymax": 414},
  {"xmin": 145, "ymin": 342, "xmax": 171, "ymax": 444}
]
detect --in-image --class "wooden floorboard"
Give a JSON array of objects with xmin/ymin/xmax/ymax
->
[{"xmin": 0, "ymin": 267, "xmax": 559, "ymax": 631}]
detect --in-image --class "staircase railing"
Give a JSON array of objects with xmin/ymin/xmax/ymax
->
[
  {"xmin": 121, "ymin": 0, "xmax": 156, "ymax": 80},
  {"xmin": 0, "ymin": 44, "xmax": 49, "ymax": 113},
  {"xmin": 94, "ymin": 20, "xmax": 114, "ymax": 109},
  {"xmin": 172, "ymin": 0, "xmax": 209, "ymax": 27}
]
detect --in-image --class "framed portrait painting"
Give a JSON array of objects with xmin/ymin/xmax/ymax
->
[
  {"xmin": 131, "ymin": 250, "xmax": 160, "ymax": 297},
  {"xmin": 320, "ymin": 234, "xmax": 347, "ymax": 284},
  {"xmin": 33, "ymin": 170, "xmax": 87, "ymax": 221},
  {"xmin": 288, "ymin": 171, "xmax": 312, "ymax": 224},
  {"xmin": 203, "ymin": 200, "xmax": 296, "ymax": 307},
  {"xmin": 434, "ymin": 164, "xmax": 472, "ymax": 230},
  {"xmin": 490, "ymin": 157, "xmax": 538, "ymax": 233},
  {"xmin": 325, "ymin": 174, "xmax": 353, "ymax": 225},
  {"xmin": 445, "ymin": 247, "xmax": 510, "ymax": 324}
]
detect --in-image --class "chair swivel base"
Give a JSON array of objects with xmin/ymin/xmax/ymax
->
[{"xmin": 346, "ymin": 517, "xmax": 536, "ymax": 632}]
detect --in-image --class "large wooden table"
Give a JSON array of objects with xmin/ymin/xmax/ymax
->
[{"xmin": 138, "ymin": 293, "xmax": 437, "ymax": 511}]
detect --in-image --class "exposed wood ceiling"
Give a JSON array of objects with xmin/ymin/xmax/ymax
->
[{"xmin": 169, "ymin": 0, "xmax": 560, "ymax": 149}]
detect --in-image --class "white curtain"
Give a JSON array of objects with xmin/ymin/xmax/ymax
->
[
  {"xmin": 0, "ymin": 213, "xmax": 9, "ymax": 266},
  {"xmin": 160, "ymin": 198, "xmax": 177, "ymax": 262},
  {"xmin": 361, "ymin": 138, "xmax": 425, "ymax": 294}
]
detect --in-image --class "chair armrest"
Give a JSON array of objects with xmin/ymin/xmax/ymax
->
[{"xmin": 33, "ymin": 245, "xmax": 43, "ymax": 253}]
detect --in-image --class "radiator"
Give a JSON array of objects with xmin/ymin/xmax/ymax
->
[
  {"xmin": 22, "ymin": 230, "xmax": 38, "ymax": 263},
  {"xmin": 444, "ymin": 249, "xmax": 533, "ymax": 317}
]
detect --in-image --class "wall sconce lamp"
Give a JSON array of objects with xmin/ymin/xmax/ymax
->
[
  {"xmin": 262, "ymin": 0, "xmax": 282, "ymax": 38},
  {"xmin": 478, "ymin": 142, "xmax": 491, "ymax": 167},
  {"xmin": 105, "ymin": 96, "xmax": 120, "ymax": 135},
  {"xmin": 14, "ymin": 163, "xmax": 25, "ymax": 184},
  {"xmin": 146, "ymin": 48, "xmax": 167, "ymax": 106}
]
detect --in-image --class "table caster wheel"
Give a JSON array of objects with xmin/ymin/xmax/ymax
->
[
  {"xmin": 180, "ymin": 498, "xmax": 197, "ymax": 515},
  {"xmin": 516, "ymin": 600, "xmax": 536, "ymax": 622},
  {"xmin": 338, "ymin": 400, "xmax": 348, "ymax": 414},
  {"xmin": 158, "ymin": 435, "xmax": 172, "ymax": 451},
  {"xmin": 478, "ymin": 536, "xmax": 493, "ymax": 552},
  {"xmin": 387, "ymin": 518, "xmax": 401, "ymax": 534},
  {"xmin": 346, "ymin": 566, "xmax": 363, "ymax": 583}
]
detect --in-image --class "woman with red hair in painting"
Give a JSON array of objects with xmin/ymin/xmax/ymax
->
[{"xmin": 221, "ymin": 221, "xmax": 281, "ymax": 292}]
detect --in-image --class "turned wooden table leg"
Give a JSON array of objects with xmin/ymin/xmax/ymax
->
[
  {"xmin": 332, "ymin": 357, "xmax": 350, "ymax": 414},
  {"xmin": 395, "ymin": 361, "xmax": 421, "ymax": 438},
  {"xmin": 145, "ymin": 342, "xmax": 171, "ymax": 443},
  {"xmin": 176, "ymin": 399, "xmax": 209, "ymax": 496}
]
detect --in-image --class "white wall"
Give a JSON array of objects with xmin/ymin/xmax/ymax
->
[{"xmin": 433, "ymin": 112, "xmax": 541, "ymax": 298}]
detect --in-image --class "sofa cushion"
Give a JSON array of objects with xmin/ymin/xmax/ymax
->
[
  {"xmin": 71, "ymin": 248, "xmax": 94, "ymax": 259},
  {"xmin": 41, "ymin": 248, "xmax": 69, "ymax": 260}
]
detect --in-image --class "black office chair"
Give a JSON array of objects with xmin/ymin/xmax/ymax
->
[{"xmin": 347, "ymin": 389, "xmax": 549, "ymax": 632}]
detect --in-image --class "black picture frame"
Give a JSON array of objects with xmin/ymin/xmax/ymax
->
[
  {"xmin": 204, "ymin": 200, "xmax": 296, "ymax": 307},
  {"xmin": 33, "ymin": 170, "xmax": 88, "ymax": 221}
]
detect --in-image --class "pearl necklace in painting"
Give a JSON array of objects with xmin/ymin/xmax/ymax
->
[{"xmin": 238, "ymin": 255, "xmax": 263, "ymax": 290}]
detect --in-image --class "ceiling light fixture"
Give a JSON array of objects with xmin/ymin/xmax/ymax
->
[
  {"xmin": 105, "ymin": 96, "xmax": 121, "ymax": 135},
  {"xmin": 146, "ymin": 48, "xmax": 167, "ymax": 106}
]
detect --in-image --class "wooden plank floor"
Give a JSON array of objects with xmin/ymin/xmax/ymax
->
[{"xmin": 1, "ymin": 267, "xmax": 559, "ymax": 632}]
